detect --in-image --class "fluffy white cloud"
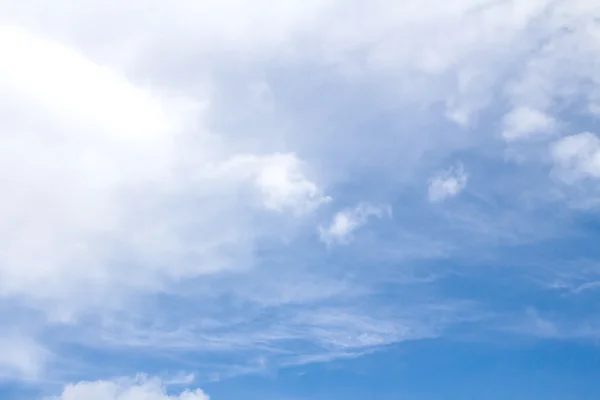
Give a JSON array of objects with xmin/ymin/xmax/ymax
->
[
  {"xmin": 551, "ymin": 132, "xmax": 600, "ymax": 181},
  {"xmin": 0, "ymin": 24, "xmax": 329, "ymax": 319},
  {"xmin": 0, "ymin": 25, "xmax": 186, "ymax": 306},
  {"xmin": 256, "ymin": 154, "xmax": 332, "ymax": 214},
  {"xmin": 428, "ymin": 165, "xmax": 468, "ymax": 203},
  {"xmin": 319, "ymin": 203, "xmax": 391, "ymax": 245},
  {"xmin": 502, "ymin": 106, "xmax": 555, "ymax": 141},
  {"xmin": 47, "ymin": 376, "xmax": 209, "ymax": 400},
  {"xmin": 215, "ymin": 153, "xmax": 331, "ymax": 215}
]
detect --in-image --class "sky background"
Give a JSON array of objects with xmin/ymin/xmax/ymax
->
[{"xmin": 1, "ymin": 0, "xmax": 600, "ymax": 399}]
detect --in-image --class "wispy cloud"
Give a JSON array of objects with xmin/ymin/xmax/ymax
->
[
  {"xmin": 319, "ymin": 203, "xmax": 391, "ymax": 245},
  {"xmin": 551, "ymin": 132, "xmax": 600, "ymax": 181}
]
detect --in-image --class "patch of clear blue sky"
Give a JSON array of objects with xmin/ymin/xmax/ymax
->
[{"xmin": 204, "ymin": 338, "xmax": 600, "ymax": 400}]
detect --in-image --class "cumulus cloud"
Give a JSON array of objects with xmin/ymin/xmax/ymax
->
[
  {"xmin": 319, "ymin": 203, "xmax": 391, "ymax": 245},
  {"xmin": 215, "ymin": 153, "xmax": 331, "ymax": 215},
  {"xmin": 0, "ymin": 24, "xmax": 330, "ymax": 318},
  {"xmin": 47, "ymin": 376, "xmax": 209, "ymax": 400},
  {"xmin": 502, "ymin": 106, "xmax": 555, "ymax": 141},
  {"xmin": 256, "ymin": 154, "xmax": 332, "ymax": 214},
  {"xmin": 0, "ymin": 25, "xmax": 186, "ymax": 305},
  {"xmin": 428, "ymin": 164, "xmax": 468, "ymax": 203}
]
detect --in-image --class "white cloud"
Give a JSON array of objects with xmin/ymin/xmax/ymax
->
[
  {"xmin": 550, "ymin": 132, "xmax": 600, "ymax": 181},
  {"xmin": 0, "ymin": 335, "xmax": 47, "ymax": 379},
  {"xmin": 428, "ymin": 164, "xmax": 468, "ymax": 203},
  {"xmin": 215, "ymin": 153, "xmax": 331, "ymax": 215},
  {"xmin": 0, "ymin": 26, "xmax": 189, "ymax": 305},
  {"xmin": 0, "ymin": 25, "xmax": 330, "ymax": 318},
  {"xmin": 503, "ymin": 2, "xmax": 600, "ymax": 135},
  {"xmin": 256, "ymin": 154, "xmax": 332, "ymax": 214},
  {"xmin": 47, "ymin": 375, "xmax": 209, "ymax": 400},
  {"xmin": 502, "ymin": 106, "xmax": 555, "ymax": 141},
  {"xmin": 319, "ymin": 203, "xmax": 391, "ymax": 245}
]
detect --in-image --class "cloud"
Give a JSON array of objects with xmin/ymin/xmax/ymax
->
[
  {"xmin": 3, "ymin": 0, "xmax": 600, "ymax": 393},
  {"xmin": 256, "ymin": 154, "xmax": 332, "ymax": 214},
  {"xmin": 502, "ymin": 2, "xmax": 600, "ymax": 138},
  {"xmin": 0, "ymin": 25, "xmax": 191, "ymax": 306},
  {"xmin": 319, "ymin": 203, "xmax": 391, "ymax": 245},
  {"xmin": 499, "ymin": 307, "xmax": 600, "ymax": 342},
  {"xmin": 215, "ymin": 153, "xmax": 331, "ymax": 215},
  {"xmin": 0, "ymin": 334, "xmax": 47, "ymax": 380},
  {"xmin": 0, "ymin": 24, "xmax": 330, "ymax": 319},
  {"xmin": 551, "ymin": 132, "xmax": 600, "ymax": 181},
  {"xmin": 288, "ymin": 307, "xmax": 440, "ymax": 349},
  {"xmin": 428, "ymin": 164, "xmax": 468, "ymax": 203},
  {"xmin": 47, "ymin": 375, "xmax": 209, "ymax": 400},
  {"xmin": 502, "ymin": 106, "xmax": 555, "ymax": 141}
]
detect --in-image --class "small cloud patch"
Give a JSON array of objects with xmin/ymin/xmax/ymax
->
[{"xmin": 428, "ymin": 164, "xmax": 468, "ymax": 203}]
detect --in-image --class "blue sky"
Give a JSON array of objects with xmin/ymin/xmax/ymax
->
[{"xmin": 2, "ymin": 0, "xmax": 600, "ymax": 399}]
